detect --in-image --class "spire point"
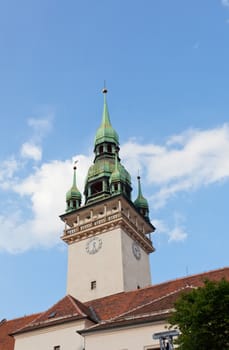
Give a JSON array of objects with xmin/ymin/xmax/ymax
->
[
  {"xmin": 134, "ymin": 174, "xmax": 149, "ymax": 220},
  {"xmin": 66, "ymin": 162, "xmax": 82, "ymax": 212},
  {"xmin": 102, "ymin": 81, "xmax": 108, "ymax": 94},
  {"xmin": 73, "ymin": 160, "xmax": 78, "ymax": 171}
]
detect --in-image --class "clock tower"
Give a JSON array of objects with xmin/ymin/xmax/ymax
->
[{"xmin": 60, "ymin": 89, "xmax": 155, "ymax": 302}]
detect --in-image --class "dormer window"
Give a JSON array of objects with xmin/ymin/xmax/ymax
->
[
  {"xmin": 91, "ymin": 181, "xmax": 103, "ymax": 195},
  {"xmin": 48, "ymin": 311, "xmax": 57, "ymax": 318}
]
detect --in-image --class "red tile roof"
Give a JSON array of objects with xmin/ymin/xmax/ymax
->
[
  {"xmin": 12, "ymin": 295, "xmax": 98, "ymax": 335},
  {"xmin": 86, "ymin": 267, "xmax": 229, "ymax": 321},
  {"xmin": 0, "ymin": 314, "xmax": 40, "ymax": 350},
  {"xmin": 117, "ymin": 285, "xmax": 195, "ymax": 318},
  {"xmin": 79, "ymin": 285, "xmax": 195, "ymax": 333},
  {"xmin": 1, "ymin": 267, "xmax": 228, "ymax": 349}
]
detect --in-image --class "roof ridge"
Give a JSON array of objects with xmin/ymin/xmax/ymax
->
[
  {"xmin": 80, "ymin": 286, "xmax": 196, "ymax": 333},
  {"xmin": 148, "ymin": 266, "xmax": 229, "ymax": 290},
  {"xmin": 113, "ymin": 308, "xmax": 171, "ymax": 322},
  {"xmin": 107, "ymin": 285, "xmax": 194, "ymax": 322},
  {"xmin": 8, "ymin": 313, "xmax": 42, "ymax": 335},
  {"xmin": 12, "ymin": 295, "xmax": 77, "ymax": 334},
  {"xmin": 86, "ymin": 267, "xmax": 228, "ymax": 304},
  {"xmin": 66, "ymin": 295, "xmax": 86, "ymax": 317}
]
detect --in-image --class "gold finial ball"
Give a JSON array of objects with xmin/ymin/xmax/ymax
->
[{"xmin": 102, "ymin": 88, "xmax": 108, "ymax": 94}]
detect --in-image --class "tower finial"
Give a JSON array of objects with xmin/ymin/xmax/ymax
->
[
  {"xmin": 137, "ymin": 175, "xmax": 142, "ymax": 196},
  {"xmin": 66, "ymin": 162, "xmax": 82, "ymax": 212},
  {"xmin": 73, "ymin": 160, "xmax": 78, "ymax": 171},
  {"xmin": 102, "ymin": 81, "xmax": 108, "ymax": 94},
  {"xmin": 134, "ymin": 174, "xmax": 149, "ymax": 221},
  {"xmin": 94, "ymin": 84, "xmax": 119, "ymax": 151}
]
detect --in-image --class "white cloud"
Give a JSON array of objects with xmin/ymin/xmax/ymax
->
[
  {"xmin": 152, "ymin": 215, "xmax": 188, "ymax": 242},
  {"xmin": 169, "ymin": 226, "xmax": 187, "ymax": 242},
  {"xmin": 222, "ymin": 0, "xmax": 229, "ymax": 7},
  {"xmin": 28, "ymin": 116, "xmax": 53, "ymax": 140},
  {"xmin": 19, "ymin": 115, "xmax": 53, "ymax": 163},
  {"xmin": 121, "ymin": 124, "xmax": 229, "ymax": 207},
  {"xmin": 0, "ymin": 158, "xmax": 19, "ymax": 189},
  {"xmin": 0, "ymin": 155, "xmax": 92, "ymax": 253},
  {"xmin": 20, "ymin": 142, "xmax": 42, "ymax": 161},
  {"xmin": 1, "ymin": 123, "xmax": 229, "ymax": 252}
]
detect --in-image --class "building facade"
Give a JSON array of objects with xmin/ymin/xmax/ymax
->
[
  {"xmin": 60, "ymin": 88, "xmax": 155, "ymax": 302},
  {"xmin": 0, "ymin": 91, "xmax": 228, "ymax": 350}
]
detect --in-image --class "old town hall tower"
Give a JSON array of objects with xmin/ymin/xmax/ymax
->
[{"xmin": 60, "ymin": 89, "xmax": 155, "ymax": 302}]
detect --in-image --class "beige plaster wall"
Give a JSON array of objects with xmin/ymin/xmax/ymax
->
[
  {"xmin": 67, "ymin": 228, "xmax": 125, "ymax": 301},
  {"xmin": 14, "ymin": 319, "xmax": 90, "ymax": 350},
  {"xmin": 84, "ymin": 322, "xmax": 168, "ymax": 350},
  {"xmin": 67, "ymin": 227, "xmax": 152, "ymax": 302},
  {"xmin": 121, "ymin": 231, "xmax": 151, "ymax": 291}
]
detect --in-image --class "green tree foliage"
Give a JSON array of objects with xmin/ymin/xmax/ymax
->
[{"xmin": 169, "ymin": 279, "xmax": 229, "ymax": 350}]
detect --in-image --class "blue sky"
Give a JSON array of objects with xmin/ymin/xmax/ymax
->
[{"xmin": 0, "ymin": 0, "xmax": 229, "ymax": 319}]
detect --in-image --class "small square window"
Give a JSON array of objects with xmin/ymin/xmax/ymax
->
[{"xmin": 91, "ymin": 280, "xmax": 96, "ymax": 290}]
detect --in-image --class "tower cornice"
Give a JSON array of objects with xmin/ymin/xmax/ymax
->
[{"xmin": 60, "ymin": 194, "xmax": 155, "ymax": 254}]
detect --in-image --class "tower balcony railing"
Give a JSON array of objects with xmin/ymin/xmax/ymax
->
[
  {"xmin": 64, "ymin": 211, "xmax": 122, "ymax": 237},
  {"xmin": 63, "ymin": 210, "xmax": 152, "ymax": 247}
]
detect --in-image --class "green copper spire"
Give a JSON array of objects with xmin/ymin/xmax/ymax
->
[
  {"xmin": 134, "ymin": 176, "xmax": 149, "ymax": 220},
  {"xmin": 66, "ymin": 164, "xmax": 82, "ymax": 212},
  {"xmin": 94, "ymin": 89, "xmax": 119, "ymax": 148},
  {"xmin": 84, "ymin": 88, "xmax": 132, "ymax": 204}
]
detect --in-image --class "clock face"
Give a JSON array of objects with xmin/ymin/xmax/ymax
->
[
  {"xmin": 86, "ymin": 237, "xmax": 102, "ymax": 255},
  {"xmin": 132, "ymin": 242, "xmax": 141, "ymax": 260}
]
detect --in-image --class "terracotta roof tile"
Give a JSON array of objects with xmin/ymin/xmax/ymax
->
[
  {"xmin": 1, "ymin": 266, "xmax": 228, "ymax": 347},
  {"xmin": 80, "ymin": 286, "xmax": 195, "ymax": 333},
  {"xmin": 13, "ymin": 295, "xmax": 98, "ymax": 334},
  {"xmin": 0, "ymin": 314, "xmax": 40, "ymax": 350},
  {"xmin": 116, "ymin": 285, "xmax": 195, "ymax": 319},
  {"xmin": 86, "ymin": 267, "xmax": 229, "ymax": 320}
]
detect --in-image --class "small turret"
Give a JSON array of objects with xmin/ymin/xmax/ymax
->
[
  {"xmin": 134, "ymin": 176, "xmax": 149, "ymax": 221},
  {"xmin": 66, "ymin": 164, "xmax": 82, "ymax": 212}
]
